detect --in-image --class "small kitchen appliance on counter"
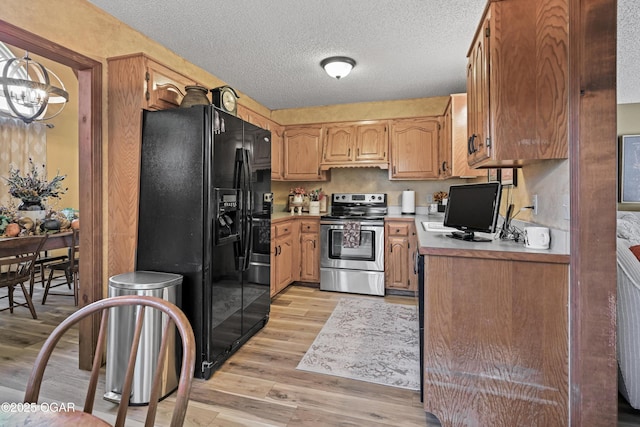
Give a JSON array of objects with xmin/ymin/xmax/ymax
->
[{"xmin": 320, "ymin": 193, "xmax": 387, "ymax": 296}]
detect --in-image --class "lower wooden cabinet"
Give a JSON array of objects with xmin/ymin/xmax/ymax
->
[
  {"xmin": 299, "ymin": 219, "xmax": 320, "ymax": 282},
  {"xmin": 422, "ymin": 252, "xmax": 569, "ymax": 425},
  {"xmin": 384, "ymin": 219, "xmax": 418, "ymax": 292},
  {"xmin": 271, "ymin": 221, "xmax": 296, "ymax": 297},
  {"xmin": 270, "ymin": 217, "xmax": 320, "ymax": 297}
]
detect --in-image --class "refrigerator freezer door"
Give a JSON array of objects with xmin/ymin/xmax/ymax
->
[{"xmin": 137, "ymin": 106, "xmax": 211, "ymax": 376}]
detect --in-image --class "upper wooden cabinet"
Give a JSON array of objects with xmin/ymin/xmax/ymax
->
[
  {"xmin": 271, "ymin": 123, "xmax": 285, "ymax": 181},
  {"xmin": 283, "ymin": 125, "xmax": 328, "ymax": 181},
  {"xmin": 110, "ymin": 53, "xmax": 203, "ymax": 111},
  {"xmin": 445, "ymin": 94, "xmax": 485, "ymax": 178},
  {"xmin": 389, "ymin": 117, "xmax": 441, "ymax": 180},
  {"xmin": 107, "ymin": 53, "xmax": 205, "ymax": 277},
  {"xmin": 466, "ymin": 0, "xmax": 568, "ymax": 168},
  {"xmin": 439, "ymin": 104, "xmax": 453, "ymax": 179},
  {"xmin": 321, "ymin": 121, "xmax": 388, "ymax": 170}
]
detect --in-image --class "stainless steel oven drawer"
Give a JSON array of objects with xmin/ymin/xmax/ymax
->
[{"xmin": 320, "ymin": 268, "xmax": 384, "ymax": 296}]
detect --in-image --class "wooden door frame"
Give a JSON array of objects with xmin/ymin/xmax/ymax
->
[{"xmin": 0, "ymin": 20, "xmax": 103, "ymax": 370}]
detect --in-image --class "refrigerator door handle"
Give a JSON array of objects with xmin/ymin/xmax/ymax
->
[{"xmin": 242, "ymin": 148, "xmax": 253, "ymax": 271}]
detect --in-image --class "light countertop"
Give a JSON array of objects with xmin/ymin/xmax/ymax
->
[{"xmin": 413, "ymin": 214, "xmax": 569, "ymax": 262}]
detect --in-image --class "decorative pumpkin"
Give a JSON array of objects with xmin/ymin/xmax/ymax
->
[
  {"xmin": 5, "ymin": 223, "xmax": 20, "ymax": 237},
  {"xmin": 71, "ymin": 219, "xmax": 80, "ymax": 230},
  {"xmin": 18, "ymin": 217, "xmax": 34, "ymax": 230},
  {"xmin": 41, "ymin": 219, "xmax": 61, "ymax": 232}
]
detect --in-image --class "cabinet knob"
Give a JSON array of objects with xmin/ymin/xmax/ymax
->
[{"xmin": 396, "ymin": 229, "xmax": 400, "ymax": 233}]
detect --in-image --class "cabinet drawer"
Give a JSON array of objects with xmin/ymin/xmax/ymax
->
[
  {"xmin": 300, "ymin": 220, "xmax": 319, "ymax": 233},
  {"xmin": 275, "ymin": 222, "xmax": 293, "ymax": 237},
  {"xmin": 387, "ymin": 223, "xmax": 409, "ymax": 236}
]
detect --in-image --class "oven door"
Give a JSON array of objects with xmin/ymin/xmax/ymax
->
[{"xmin": 320, "ymin": 221, "xmax": 384, "ymax": 271}]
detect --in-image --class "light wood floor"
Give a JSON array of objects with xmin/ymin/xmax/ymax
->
[{"xmin": 1, "ymin": 283, "xmax": 639, "ymax": 426}]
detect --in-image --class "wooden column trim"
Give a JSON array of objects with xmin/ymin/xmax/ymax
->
[{"xmin": 568, "ymin": 0, "xmax": 618, "ymax": 424}]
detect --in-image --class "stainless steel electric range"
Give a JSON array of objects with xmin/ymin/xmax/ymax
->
[{"xmin": 319, "ymin": 193, "xmax": 387, "ymax": 296}]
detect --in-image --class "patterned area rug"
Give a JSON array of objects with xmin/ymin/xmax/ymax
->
[{"xmin": 296, "ymin": 297, "xmax": 420, "ymax": 390}]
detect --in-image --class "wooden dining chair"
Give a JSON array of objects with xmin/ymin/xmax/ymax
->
[
  {"xmin": 42, "ymin": 228, "xmax": 79, "ymax": 305},
  {"xmin": 24, "ymin": 295, "xmax": 196, "ymax": 427},
  {"xmin": 0, "ymin": 235, "xmax": 48, "ymax": 319}
]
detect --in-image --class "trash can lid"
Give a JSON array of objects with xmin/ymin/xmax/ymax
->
[{"xmin": 109, "ymin": 271, "xmax": 183, "ymax": 290}]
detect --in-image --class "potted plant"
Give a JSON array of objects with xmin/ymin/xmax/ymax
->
[
  {"xmin": 308, "ymin": 188, "xmax": 324, "ymax": 215},
  {"xmin": 433, "ymin": 191, "xmax": 448, "ymax": 212},
  {"xmin": 3, "ymin": 158, "xmax": 67, "ymax": 222}
]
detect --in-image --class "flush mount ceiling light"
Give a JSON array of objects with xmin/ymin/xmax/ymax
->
[
  {"xmin": 320, "ymin": 56, "xmax": 356, "ymax": 80},
  {"xmin": 0, "ymin": 52, "xmax": 69, "ymax": 124}
]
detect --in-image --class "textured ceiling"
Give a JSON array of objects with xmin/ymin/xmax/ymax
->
[{"xmin": 87, "ymin": 0, "xmax": 639, "ymax": 110}]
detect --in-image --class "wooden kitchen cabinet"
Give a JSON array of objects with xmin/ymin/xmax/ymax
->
[
  {"xmin": 445, "ymin": 94, "xmax": 485, "ymax": 178},
  {"xmin": 421, "ymin": 250, "xmax": 569, "ymax": 425},
  {"xmin": 384, "ymin": 219, "xmax": 417, "ymax": 292},
  {"xmin": 466, "ymin": 0, "xmax": 568, "ymax": 168},
  {"xmin": 299, "ymin": 219, "xmax": 320, "ymax": 282},
  {"xmin": 271, "ymin": 123, "xmax": 285, "ymax": 180},
  {"xmin": 389, "ymin": 117, "xmax": 441, "ymax": 180},
  {"xmin": 321, "ymin": 121, "xmax": 388, "ymax": 170},
  {"xmin": 107, "ymin": 53, "xmax": 205, "ymax": 277},
  {"xmin": 439, "ymin": 103, "xmax": 453, "ymax": 179},
  {"xmin": 271, "ymin": 220, "xmax": 295, "ymax": 296},
  {"xmin": 237, "ymin": 105, "xmax": 285, "ymax": 181},
  {"xmin": 283, "ymin": 125, "xmax": 327, "ymax": 181}
]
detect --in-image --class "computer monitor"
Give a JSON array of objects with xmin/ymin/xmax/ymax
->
[{"xmin": 443, "ymin": 181, "xmax": 502, "ymax": 242}]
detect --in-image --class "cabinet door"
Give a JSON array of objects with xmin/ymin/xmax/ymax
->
[
  {"xmin": 356, "ymin": 123, "xmax": 388, "ymax": 162},
  {"xmin": 467, "ymin": 12, "xmax": 491, "ymax": 166},
  {"xmin": 390, "ymin": 117, "xmax": 440, "ymax": 179},
  {"xmin": 270, "ymin": 225, "xmax": 276, "ymax": 297},
  {"xmin": 274, "ymin": 234, "xmax": 294, "ymax": 295},
  {"xmin": 387, "ymin": 236, "xmax": 410, "ymax": 290},
  {"xmin": 440, "ymin": 100, "xmax": 453, "ymax": 179},
  {"xmin": 283, "ymin": 126, "xmax": 324, "ymax": 180},
  {"xmin": 271, "ymin": 123, "xmax": 284, "ymax": 180},
  {"xmin": 145, "ymin": 61, "xmax": 199, "ymax": 110},
  {"xmin": 324, "ymin": 125, "xmax": 355, "ymax": 163},
  {"xmin": 450, "ymin": 94, "xmax": 485, "ymax": 178},
  {"xmin": 300, "ymin": 232, "xmax": 320, "ymax": 282}
]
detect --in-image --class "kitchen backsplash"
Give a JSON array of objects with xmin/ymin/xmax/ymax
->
[
  {"xmin": 272, "ymin": 160, "xmax": 572, "ymax": 233},
  {"xmin": 271, "ymin": 168, "xmax": 477, "ymax": 210}
]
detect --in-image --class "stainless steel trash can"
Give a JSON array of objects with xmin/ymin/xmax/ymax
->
[{"xmin": 103, "ymin": 271, "xmax": 183, "ymax": 405}]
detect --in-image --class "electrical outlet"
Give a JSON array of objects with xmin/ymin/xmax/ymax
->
[
  {"xmin": 532, "ymin": 194, "xmax": 539, "ymax": 216},
  {"xmin": 426, "ymin": 194, "xmax": 433, "ymax": 203}
]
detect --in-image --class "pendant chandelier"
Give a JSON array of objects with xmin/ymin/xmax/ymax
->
[{"xmin": 0, "ymin": 52, "xmax": 69, "ymax": 124}]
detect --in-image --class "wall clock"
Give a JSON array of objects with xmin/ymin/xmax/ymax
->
[{"xmin": 211, "ymin": 86, "xmax": 239, "ymax": 116}]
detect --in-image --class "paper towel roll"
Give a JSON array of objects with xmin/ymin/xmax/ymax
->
[{"xmin": 402, "ymin": 190, "xmax": 415, "ymax": 213}]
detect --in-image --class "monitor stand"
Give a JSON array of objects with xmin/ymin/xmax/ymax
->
[{"xmin": 446, "ymin": 231, "xmax": 492, "ymax": 243}]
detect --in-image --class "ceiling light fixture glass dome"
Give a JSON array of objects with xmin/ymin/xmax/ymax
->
[{"xmin": 320, "ymin": 56, "xmax": 356, "ymax": 80}]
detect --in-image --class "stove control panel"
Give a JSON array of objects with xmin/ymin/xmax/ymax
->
[{"xmin": 331, "ymin": 193, "xmax": 387, "ymax": 206}]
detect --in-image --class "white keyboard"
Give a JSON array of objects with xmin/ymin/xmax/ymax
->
[{"xmin": 422, "ymin": 222, "xmax": 457, "ymax": 233}]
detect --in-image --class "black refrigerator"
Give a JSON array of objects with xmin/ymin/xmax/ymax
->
[{"xmin": 136, "ymin": 105, "xmax": 271, "ymax": 379}]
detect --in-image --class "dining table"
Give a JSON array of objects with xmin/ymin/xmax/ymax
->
[{"xmin": 0, "ymin": 231, "xmax": 73, "ymax": 258}]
